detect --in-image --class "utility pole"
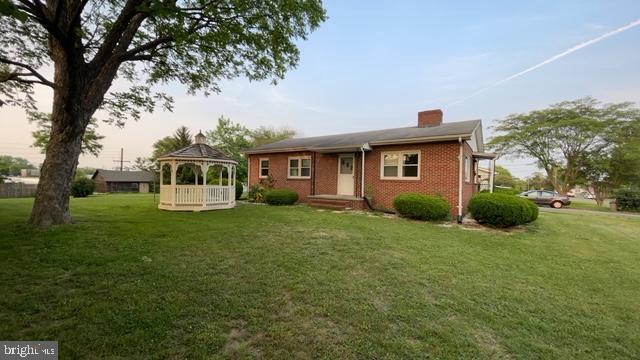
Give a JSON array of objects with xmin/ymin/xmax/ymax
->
[{"xmin": 113, "ymin": 148, "xmax": 131, "ymax": 171}]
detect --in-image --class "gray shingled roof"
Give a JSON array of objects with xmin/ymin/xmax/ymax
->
[
  {"xmin": 157, "ymin": 143, "xmax": 236, "ymax": 162},
  {"xmin": 92, "ymin": 169, "xmax": 155, "ymax": 183},
  {"xmin": 246, "ymin": 120, "xmax": 481, "ymax": 153}
]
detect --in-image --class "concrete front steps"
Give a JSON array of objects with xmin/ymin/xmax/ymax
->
[{"xmin": 307, "ymin": 195, "xmax": 366, "ymax": 210}]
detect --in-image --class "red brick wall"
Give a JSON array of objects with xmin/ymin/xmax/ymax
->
[
  {"xmin": 362, "ymin": 142, "xmax": 463, "ymax": 214},
  {"xmin": 249, "ymin": 140, "xmax": 477, "ymax": 215},
  {"xmin": 314, "ymin": 153, "xmax": 338, "ymax": 195},
  {"xmin": 248, "ymin": 151, "xmax": 313, "ymax": 201}
]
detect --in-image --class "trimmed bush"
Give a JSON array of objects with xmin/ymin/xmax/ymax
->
[
  {"xmin": 393, "ymin": 193, "xmax": 450, "ymax": 221},
  {"xmin": 265, "ymin": 188, "xmax": 299, "ymax": 205},
  {"xmin": 71, "ymin": 178, "xmax": 95, "ymax": 197},
  {"xmin": 615, "ymin": 188, "xmax": 640, "ymax": 212},
  {"xmin": 523, "ymin": 198, "xmax": 539, "ymax": 223},
  {"xmin": 469, "ymin": 193, "xmax": 538, "ymax": 227},
  {"xmin": 235, "ymin": 181, "xmax": 244, "ymax": 200}
]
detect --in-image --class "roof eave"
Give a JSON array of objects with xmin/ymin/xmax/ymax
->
[
  {"xmin": 156, "ymin": 156, "xmax": 237, "ymax": 164},
  {"xmin": 244, "ymin": 134, "xmax": 473, "ymax": 154},
  {"xmin": 368, "ymin": 134, "xmax": 473, "ymax": 146},
  {"xmin": 243, "ymin": 147, "xmax": 309, "ymax": 155}
]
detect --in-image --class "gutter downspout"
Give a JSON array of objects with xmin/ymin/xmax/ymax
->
[
  {"xmin": 457, "ymin": 137, "xmax": 463, "ymax": 223},
  {"xmin": 361, "ymin": 146, "xmax": 365, "ymax": 198}
]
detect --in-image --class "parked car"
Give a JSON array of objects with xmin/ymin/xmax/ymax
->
[{"xmin": 519, "ymin": 190, "xmax": 572, "ymax": 208}]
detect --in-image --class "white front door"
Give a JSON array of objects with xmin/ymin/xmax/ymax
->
[{"xmin": 337, "ymin": 154, "xmax": 355, "ymax": 196}]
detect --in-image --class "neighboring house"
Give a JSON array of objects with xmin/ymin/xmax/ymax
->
[
  {"xmin": 20, "ymin": 168, "xmax": 40, "ymax": 177},
  {"xmin": 92, "ymin": 169, "xmax": 155, "ymax": 193},
  {"xmin": 477, "ymin": 166, "xmax": 491, "ymax": 191},
  {"xmin": 245, "ymin": 109, "xmax": 496, "ymax": 220}
]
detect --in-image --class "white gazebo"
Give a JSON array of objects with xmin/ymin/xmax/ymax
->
[{"xmin": 158, "ymin": 132, "xmax": 237, "ymax": 211}]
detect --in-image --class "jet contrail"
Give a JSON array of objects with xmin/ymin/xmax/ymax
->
[{"xmin": 448, "ymin": 18, "xmax": 640, "ymax": 106}]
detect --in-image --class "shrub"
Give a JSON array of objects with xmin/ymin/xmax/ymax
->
[
  {"xmin": 614, "ymin": 188, "xmax": 640, "ymax": 212},
  {"xmin": 523, "ymin": 199, "xmax": 539, "ymax": 223},
  {"xmin": 468, "ymin": 193, "xmax": 538, "ymax": 227},
  {"xmin": 495, "ymin": 187, "xmax": 521, "ymax": 195},
  {"xmin": 247, "ymin": 184, "xmax": 266, "ymax": 203},
  {"xmin": 393, "ymin": 193, "xmax": 450, "ymax": 221},
  {"xmin": 71, "ymin": 178, "xmax": 95, "ymax": 197},
  {"xmin": 480, "ymin": 188, "xmax": 520, "ymax": 195},
  {"xmin": 235, "ymin": 181, "xmax": 244, "ymax": 200},
  {"xmin": 264, "ymin": 188, "xmax": 299, "ymax": 205}
]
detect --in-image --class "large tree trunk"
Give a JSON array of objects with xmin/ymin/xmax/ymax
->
[
  {"xmin": 28, "ymin": 90, "xmax": 89, "ymax": 227},
  {"xmin": 28, "ymin": 36, "xmax": 92, "ymax": 227}
]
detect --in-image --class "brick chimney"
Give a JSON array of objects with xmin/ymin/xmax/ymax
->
[{"xmin": 418, "ymin": 109, "xmax": 443, "ymax": 127}]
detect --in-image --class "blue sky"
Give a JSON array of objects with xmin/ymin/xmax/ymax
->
[{"xmin": 2, "ymin": 0, "xmax": 639, "ymax": 177}]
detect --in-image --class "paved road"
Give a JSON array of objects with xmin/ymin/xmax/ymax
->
[{"xmin": 539, "ymin": 207, "xmax": 640, "ymax": 218}]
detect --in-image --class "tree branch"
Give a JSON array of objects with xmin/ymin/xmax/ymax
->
[
  {"xmin": 90, "ymin": 0, "xmax": 147, "ymax": 68},
  {"xmin": 0, "ymin": 57, "xmax": 55, "ymax": 88},
  {"xmin": 120, "ymin": 35, "xmax": 174, "ymax": 61}
]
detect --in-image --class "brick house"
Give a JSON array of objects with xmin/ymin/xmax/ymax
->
[{"xmin": 245, "ymin": 109, "xmax": 496, "ymax": 221}]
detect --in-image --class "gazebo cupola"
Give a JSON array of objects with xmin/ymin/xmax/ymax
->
[{"xmin": 157, "ymin": 132, "xmax": 237, "ymax": 211}]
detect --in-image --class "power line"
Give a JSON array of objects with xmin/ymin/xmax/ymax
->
[{"xmin": 112, "ymin": 148, "xmax": 131, "ymax": 171}]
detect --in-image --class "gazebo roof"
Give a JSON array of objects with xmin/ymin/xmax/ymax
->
[{"xmin": 157, "ymin": 143, "xmax": 236, "ymax": 162}]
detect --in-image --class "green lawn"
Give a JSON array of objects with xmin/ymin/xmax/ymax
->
[
  {"xmin": 1, "ymin": 194, "xmax": 639, "ymax": 359},
  {"xmin": 568, "ymin": 197, "xmax": 612, "ymax": 212}
]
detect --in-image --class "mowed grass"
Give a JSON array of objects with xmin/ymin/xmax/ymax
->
[
  {"xmin": 1, "ymin": 194, "xmax": 639, "ymax": 359},
  {"xmin": 568, "ymin": 198, "xmax": 612, "ymax": 212}
]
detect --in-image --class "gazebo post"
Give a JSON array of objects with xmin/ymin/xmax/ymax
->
[
  {"xmin": 201, "ymin": 163, "xmax": 208, "ymax": 208},
  {"xmin": 171, "ymin": 160, "xmax": 177, "ymax": 208},
  {"xmin": 227, "ymin": 164, "xmax": 232, "ymax": 202},
  {"xmin": 233, "ymin": 165, "xmax": 237, "ymax": 203}
]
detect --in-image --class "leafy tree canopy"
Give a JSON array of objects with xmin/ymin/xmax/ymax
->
[
  {"xmin": 251, "ymin": 126, "xmax": 296, "ymax": 147},
  {"xmin": 0, "ymin": 0, "xmax": 326, "ymax": 226},
  {"xmin": 28, "ymin": 112, "xmax": 105, "ymax": 156},
  {"xmin": 1, "ymin": 0, "xmax": 327, "ymax": 122},
  {"xmin": 489, "ymin": 97, "xmax": 640, "ymax": 194},
  {"xmin": 0, "ymin": 155, "xmax": 34, "ymax": 179},
  {"xmin": 151, "ymin": 126, "xmax": 193, "ymax": 160},
  {"xmin": 74, "ymin": 167, "xmax": 96, "ymax": 180},
  {"xmin": 494, "ymin": 165, "xmax": 517, "ymax": 188},
  {"xmin": 579, "ymin": 117, "xmax": 640, "ymax": 205},
  {"xmin": 206, "ymin": 116, "xmax": 296, "ymax": 181}
]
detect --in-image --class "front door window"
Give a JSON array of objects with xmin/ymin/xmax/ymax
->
[{"xmin": 340, "ymin": 157, "xmax": 353, "ymax": 174}]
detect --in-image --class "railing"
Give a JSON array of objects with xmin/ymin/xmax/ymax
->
[{"xmin": 160, "ymin": 185, "xmax": 231, "ymax": 206}]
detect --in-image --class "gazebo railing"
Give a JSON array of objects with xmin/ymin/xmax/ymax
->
[{"xmin": 160, "ymin": 185, "xmax": 232, "ymax": 206}]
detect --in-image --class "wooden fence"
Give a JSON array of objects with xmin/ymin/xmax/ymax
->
[{"xmin": 0, "ymin": 183, "xmax": 38, "ymax": 198}]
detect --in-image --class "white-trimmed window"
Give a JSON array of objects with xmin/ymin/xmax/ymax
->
[
  {"xmin": 380, "ymin": 151, "xmax": 420, "ymax": 180},
  {"xmin": 259, "ymin": 158, "xmax": 270, "ymax": 178},
  {"xmin": 464, "ymin": 156, "xmax": 471, "ymax": 183},
  {"xmin": 288, "ymin": 156, "xmax": 311, "ymax": 178}
]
